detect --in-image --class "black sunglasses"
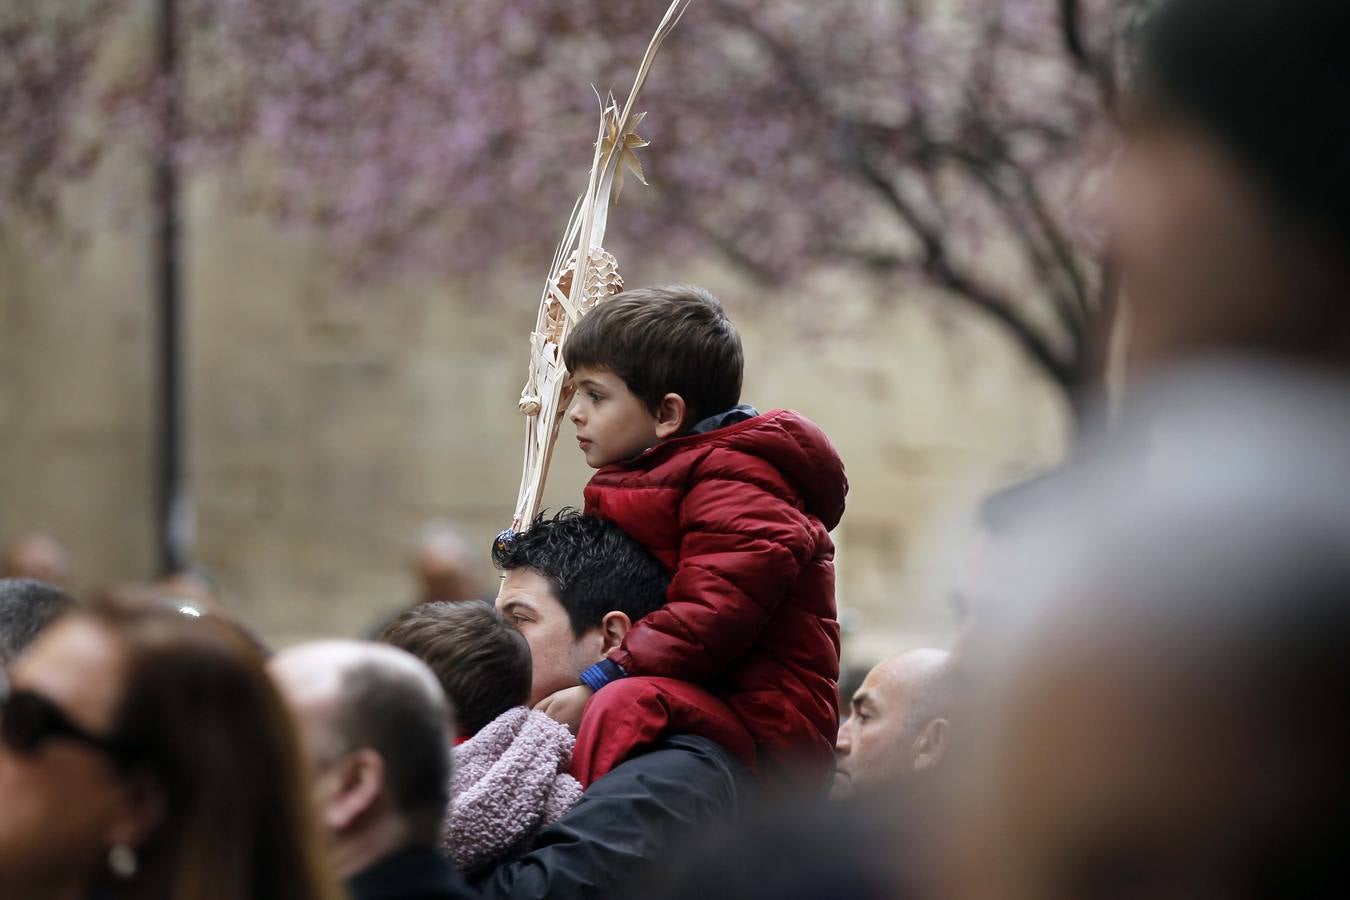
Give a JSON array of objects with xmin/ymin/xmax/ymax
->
[{"xmin": 0, "ymin": 678, "xmax": 136, "ymax": 766}]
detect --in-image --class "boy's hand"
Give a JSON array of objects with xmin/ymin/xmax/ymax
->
[{"xmin": 534, "ymin": 684, "xmax": 594, "ymax": 734}]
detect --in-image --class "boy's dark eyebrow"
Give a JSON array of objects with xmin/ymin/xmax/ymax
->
[{"xmin": 575, "ymin": 378, "xmax": 603, "ymax": 390}]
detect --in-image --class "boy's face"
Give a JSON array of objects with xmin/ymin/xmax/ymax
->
[{"xmin": 568, "ymin": 366, "xmax": 662, "ymax": 468}]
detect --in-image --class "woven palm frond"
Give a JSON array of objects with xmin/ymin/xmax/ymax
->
[{"xmin": 509, "ymin": 0, "xmax": 694, "ymax": 532}]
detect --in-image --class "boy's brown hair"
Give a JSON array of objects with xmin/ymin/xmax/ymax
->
[
  {"xmin": 563, "ymin": 284, "xmax": 744, "ymax": 427},
  {"xmin": 379, "ymin": 600, "xmax": 532, "ymax": 737}
]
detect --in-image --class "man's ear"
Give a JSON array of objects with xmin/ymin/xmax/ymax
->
[
  {"xmin": 912, "ymin": 717, "xmax": 949, "ymax": 773},
  {"xmin": 323, "ymin": 749, "xmax": 386, "ymax": 833},
  {"xmin": 653, "ymin": 393, "xmax": 688, "ymax": 440},
  {"xmin": 599, "ymin": 611, "xmax": 633, "ymax": 655}
]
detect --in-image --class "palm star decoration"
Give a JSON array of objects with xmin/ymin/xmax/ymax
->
[{"xmin": 601, "ymin": 103, "xmax": 649, "ymax": 204}]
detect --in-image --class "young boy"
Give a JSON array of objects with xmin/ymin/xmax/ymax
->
[{"xmin": 536, "ymin": 284, "xmax": 848, "ymax": 774}]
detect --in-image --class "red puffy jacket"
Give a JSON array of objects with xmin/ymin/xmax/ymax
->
[
  {"xmin": 571, "ymin": 676, "xmax": 757, "ymax": 786},
  {"xmin": 584, "ymin": 409, "xmax": 848, "ymax": 770}
]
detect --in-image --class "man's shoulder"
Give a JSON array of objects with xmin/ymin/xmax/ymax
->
[
  {"xmin": 603, "ymin": 733, "xmax": 747, "ymax": 783},
  {"xmin": 569, "ymin": 733, "xmax": 748, "ymax": 817}
]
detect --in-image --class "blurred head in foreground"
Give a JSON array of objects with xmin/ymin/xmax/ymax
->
[
  {"xmin": 832, "ymin": 649, "xmax": 950, "ymax": 800},
  {"xmin": 1111, "ymin": 0, "xmax": 1350, "ymax": 372},
  {"xmin": 948, "ymin": 461, "xmax": 1350, "ymax": 900},
  {"xmin": 0, "ymin": 599, "xmax": 341, "ymax": 900}
]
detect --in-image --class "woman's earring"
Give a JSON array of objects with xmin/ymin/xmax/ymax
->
[{"xmin": 109, "ymin": 844, "xmax": 138, "ymax": 879}]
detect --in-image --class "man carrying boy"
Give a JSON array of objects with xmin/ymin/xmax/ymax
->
[
  {"xmin": 478, "ymin": 509, "xmax": 751, "ymax": 899},
  {"xmin": 535, "ymin": 284, "xmax": 848, "ymax": 777}
]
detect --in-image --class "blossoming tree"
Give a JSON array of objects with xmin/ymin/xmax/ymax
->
[{"xmin": 3, "ymin": 0, "xmax": 1148, "ymax": 413}]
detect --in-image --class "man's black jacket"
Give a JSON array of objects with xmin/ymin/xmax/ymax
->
[{"xmin": 472, "ymin": 735, "xmax": 748, "ymax": 900}]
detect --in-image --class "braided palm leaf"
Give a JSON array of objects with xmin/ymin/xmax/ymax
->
[{"xmin": 509, "ymin": 0, "xmax": 694, "ymax": 532}]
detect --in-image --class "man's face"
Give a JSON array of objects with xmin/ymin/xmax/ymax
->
[
  {"xmin": 833, "ymin": 658, "xmax": 921, "ymax": 799},
  {"xmin": 1109, "ymin": 108, "xmax": 1323, "ymax": 372},
  {"xmin": 568, "ymin": 367, "xmax": 662, "ymax": 469},
  {"xmin": 497, "ymin": 568, "xmax": 605, "ymax": 705}
]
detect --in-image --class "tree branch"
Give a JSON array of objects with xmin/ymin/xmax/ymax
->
[
  {"xmin": 847, "ymin": 144, "xmax": 1075, "ymax": 390},
  {"xmin": 952, "ymin": 105, "xmax": 1093, "ymax": 337},
  {"xmin": 709, "ymin": 0, "xmax": 1083, "ymax": 394},
  {"xmin": 1060, "ymin": 0, "xmax": 1119, "ymax": 110}
]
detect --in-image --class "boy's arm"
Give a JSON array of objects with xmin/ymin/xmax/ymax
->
[{"xmin": 604, "ymin": 463, "xmax": 818, "ymax": 682}]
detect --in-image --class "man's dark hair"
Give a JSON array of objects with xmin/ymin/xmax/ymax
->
[
  {"xmin": 333, "ymin": 661, "xmax": 452, "ymax": 839},
  {"xmin": 563, "ymin": 285, "xmax": 744, "ymax": 427},
  {"xmin": 493, "ymin": 509, "xmax": 670, "ymax": 636},
  {"xmin": 379, "ymin": 600, "xmax": 532, "ymax": 736},
  {"xmin": 1141, "ymin": 0, "xmax": 1350, "ymax": 242},
  {"xmin": 0, "ymin": 578, "xmax": 77, "ymax": 666}
]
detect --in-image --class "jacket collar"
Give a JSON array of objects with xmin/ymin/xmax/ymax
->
[
  {"xmin": 618, "ymin": 406, "xmax": 774, "ymax": 470},
  {"xmin": 688, "ymin": 404, "xmax": 759, "ymax": 435}
]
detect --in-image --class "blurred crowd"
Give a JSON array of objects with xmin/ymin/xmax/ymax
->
[{"xmin": 2, "ymin": 0, "xmax": 1349, "ymax": 898}]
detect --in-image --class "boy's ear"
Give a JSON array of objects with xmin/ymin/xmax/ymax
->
[{"xmin": 653, "ymin": 393, "xmax": 687, "ymax": 440}]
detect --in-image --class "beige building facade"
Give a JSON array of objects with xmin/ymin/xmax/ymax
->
[{"xmin": 1, "ymin": 161, "xmax": 1068, "ymax": 657}]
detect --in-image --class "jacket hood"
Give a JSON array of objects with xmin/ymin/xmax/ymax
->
[{"xmin": 692, "ymin": 409, "xmax": 848, "ymax": 530}]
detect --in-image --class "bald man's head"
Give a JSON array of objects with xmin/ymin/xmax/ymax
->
[
  {"xmin": 270, "ymin": 641, "xmax": 453, "ymax": 842},
  {"xmin": 271, "ymin": 641, "xmax": 445, "ymax": 719},
  {"xmin": 833, "ymin": 649, "xmax": 951, "ymax": 799}
]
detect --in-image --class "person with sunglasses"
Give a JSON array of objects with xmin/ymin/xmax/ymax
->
[{"xmin": 0, "ymin": 598, "xmax": 345, "ymax": 900}]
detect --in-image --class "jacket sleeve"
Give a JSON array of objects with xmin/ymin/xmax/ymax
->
[
  {"xmin": 471, "ymin": 736, "xmax": 746, "ymax": 900},
  {"xmin": 609, "ymin": 454, "xmax": 817, "ymax": 681}
]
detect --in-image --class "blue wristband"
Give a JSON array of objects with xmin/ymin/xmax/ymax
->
[{"xmin": 579, "ymin": 658, "xmax": 626, "ymax": 692}]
